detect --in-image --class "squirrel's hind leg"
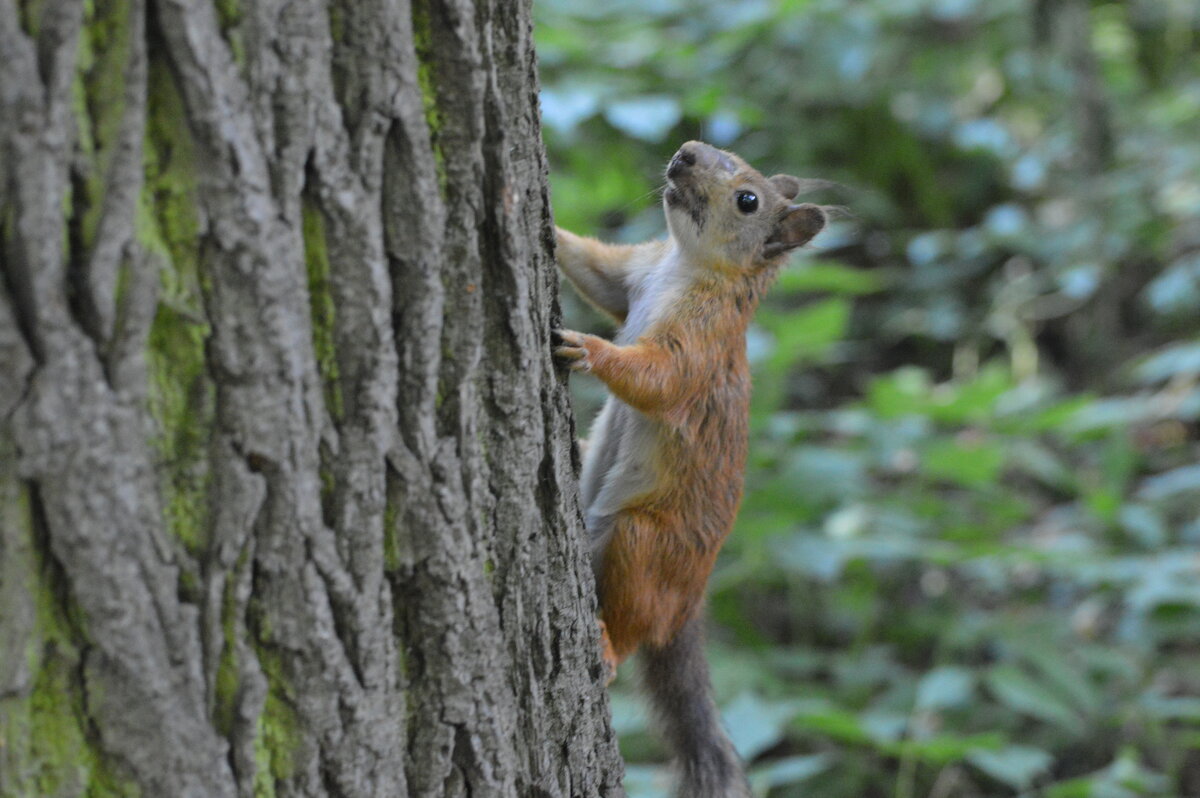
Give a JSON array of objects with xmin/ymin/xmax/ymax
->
[
  {"xmin": 595, "ymin": 510, "xmax": 715, "ymax": 660},
  {"xmin": 596, "ymin": 619, "xmax": 619, "ymax": 684}
]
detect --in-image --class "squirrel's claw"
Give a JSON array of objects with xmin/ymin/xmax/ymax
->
[
  {"xmin": 553, "ymin": 329, "xmax": 592, "ymax": 371},
  {"xmin": 554, "ymin": 346, "xmax": 591, "ymax": 371},
  {"xmin": 552, "ymin": 328, "xmax": 584, "ymax": 346}
]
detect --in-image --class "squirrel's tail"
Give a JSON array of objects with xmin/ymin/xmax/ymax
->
[{"xmin": 640, "ymin": 613, "xmax": 751, "ymax": 798}]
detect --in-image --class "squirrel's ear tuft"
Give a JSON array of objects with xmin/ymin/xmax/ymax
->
[
  {"xmin": 769, "ymin": 174, "xmax": 803, "ymax": 200},
  {"xmin": 762, "ymin": 203, "xmax": 825, "ymax": 259}
]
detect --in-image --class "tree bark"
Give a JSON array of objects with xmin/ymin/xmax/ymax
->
[{"xmin": 0, "ymin": 0, "xmax": 624, "ymax": 796}]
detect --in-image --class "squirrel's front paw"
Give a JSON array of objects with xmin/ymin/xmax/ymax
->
[{"xmin": 553, "ymin": 329, "xmax": 593, "ymax": 372}]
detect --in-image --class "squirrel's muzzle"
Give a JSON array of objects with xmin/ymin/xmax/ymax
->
[{"xmin": 667, "ymin": 141, "xmax": 734, "ymax": 180}]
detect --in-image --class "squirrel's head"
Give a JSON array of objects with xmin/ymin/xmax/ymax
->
[{"xmin": 663, "ymin": 141, "xmax": 826, "ymax": 270}]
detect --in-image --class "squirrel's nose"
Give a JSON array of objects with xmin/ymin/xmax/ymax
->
[
  {"xmin": 667, "ymin": 148, "xmax": 695, "ymax": 179},
  {"xmin": 667, "ymin": 142, "xmax": 730, "ymax": 179}
]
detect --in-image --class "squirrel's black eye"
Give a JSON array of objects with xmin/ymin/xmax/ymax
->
[{"xmin": 736, "ymin": 191, "xmax": 758, "ymax": 214}]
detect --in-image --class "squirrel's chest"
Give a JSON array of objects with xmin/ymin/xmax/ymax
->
[{"xmin": 617, "ymin": 253, "xmax": 692, "ymax": 343}]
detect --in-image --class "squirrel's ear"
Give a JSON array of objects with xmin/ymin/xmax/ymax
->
[
  {"xmin": 763, "ymin": 203, "xmax": 825, "ymax": 259},
  {"xmin": 769, "ymin": 174, "xmax": 803, "ymax": 200}
]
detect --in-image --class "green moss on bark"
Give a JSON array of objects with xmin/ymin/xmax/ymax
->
[
  {"xmin": 326, "ymin": 3, "xmax": 344, "ymax": 45},
  {"xmin": 73, "ymin": 0, "xmax": 133, "ymax": 256},
  {"xmin": 20, "ymin": 660, "xmax": 141, "ymax": 798},
  {"xmin": 243, "ymin": 588, "xmax": 303, "ymax": 796},
  {"xmin": 16, "ymin": 0, "xmax": 44, "ymax": 37},
  {"xmin": 250, "ymin": 645, "xmax": 301, "ymax": 797},
  {"xmin": 382, "ymin": 493, "xmax": 400, "ymax": 572},
  {"xmin": 0, "ymin": 487, "xmax": 139, "ymax": 798},
  {"xmin": 410, "ymin": 0, "xmax": 448, "ymax": 195},
  {"xmin": 212, "ymin": 577, "xmax": 241, "ymax": 738},
  {"xmin": 214, "ymin": 0, "xmax": 246, "ymax": 68},
  {"xmin": 141, "ymin": 54, "xmax": 213, "ymax": 557},
  {"xmin": 301, "ymin": 198, "xmax": 342, "ymax": 422}
]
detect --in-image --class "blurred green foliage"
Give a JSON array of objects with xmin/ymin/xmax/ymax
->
[{"xmin": 536, "ymin": 0, "xmax": 1200, "ymax": 795}]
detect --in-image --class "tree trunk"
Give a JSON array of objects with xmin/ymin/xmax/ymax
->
[{"xmin": 0, "ymin": 0, "xmax": 624, "ymax": 796}]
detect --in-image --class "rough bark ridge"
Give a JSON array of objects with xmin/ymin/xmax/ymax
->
[{"xmin": 0, "ymin": 0, "xmax": 624, "ymax": 795}]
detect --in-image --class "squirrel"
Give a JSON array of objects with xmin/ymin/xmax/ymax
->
[{"xmin": 553, "ymin": 141, "xmax": 827, "ymax": 797}]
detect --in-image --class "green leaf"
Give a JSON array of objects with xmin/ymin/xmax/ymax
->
[
  {"xmin": 1044, "ymin": 748, "xmax": 1171, "ymax": 798},
  {"xmin": 922, "ymin": 437, "xmax": 1005, "ymax": 488},
  {"xmin": 721, "ymin": 692, "xmax": 795, "ymax": 761},
  {"xmin": 761, "ymin": 297, "xmax": 851, "ymax": 371},
  {"xmin": 749, "ymin": 754, "xmax": 832, "ymax": 791},
  {"xmin": 1133, "ymin": 339, "xmax": 1200, "ymax": 384},
  {"xmin": 774, "ymin": 261, "xmax": 889, "ymax": 296},
  {"xmin": 1118, "ymin": 504, "xmax": 1167, "ymax": 548},
  {"xmin": 1009, "ymin": 394, "xmax": 1097, "ymax": 433},
  {"xmin": 1022, "ymin": 645, "xmax": 1103, "ymax": 717},
  {"xmin": 790, "ymin": 702, "xmax": 873, "ymax": 745},
  {"xmin": 887, "ymin": 733, "xmax": 1006, "ymax": 765},
  {"xmin": 925, "ymin": 365, "xmax": 1013, "ymax": 424},
  {"xmin": 968, "ymin": 745, "xmax": 1053, "ymax": 790},
  {"xmin": 1139, "ymin": 693, "xmax": 1200, "ymax": 722},
  {"xmin": 779, "ymin": 447, "xmax": 867, "ymax": 504},
  {"xmin": 985, "ymin": 665, "xmax": 1084, "ymax": 733},
  {"xmin": 1137, "ymin": 464, "xmax": 1200, "ymax": 501},
  {"xmin": 867, "ymin": 367, "xmax": 931, "ymax": 419},
  {"xmin": 915, "ymin": 666, "xmax": 974, "ymax": 711}
]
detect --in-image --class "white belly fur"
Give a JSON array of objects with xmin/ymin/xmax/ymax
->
[{"xmin": 578, "ymin": 243, "xmax": 691, "ymax": 554}]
